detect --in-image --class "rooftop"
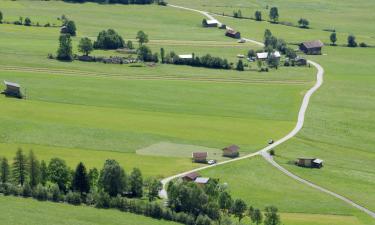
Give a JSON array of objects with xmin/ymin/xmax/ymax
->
[
  {"xmin": 302, "ymin": 40, "xmax": 324, "ymax": 49},
  {"xmin": 4, "ymin": 81, "xmax": 20, "ymax": 88},
  {"xmin": 195, "ymin": 177, "xmax": 210, "ymax": 184}
]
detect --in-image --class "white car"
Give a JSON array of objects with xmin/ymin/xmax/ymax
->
[
  {"xmin": 208, "ymin": 160, "xmax": 216, "ymax": 165},
  {"xmin": 238, "ymin": 38, "xmax": 246, "ymax": 43}
]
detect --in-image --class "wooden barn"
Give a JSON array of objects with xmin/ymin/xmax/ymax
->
[
  {"xmin": 225, "ymin": 29, "xmax": 241, "ymax": 39},
  {"xmin": 222, "ymin": 145, "xmax": 239, "ymax": 158},
  {"xmin": 202, "ymin": 19, "xmax": 219, "ymax": 27},
  {"xmin": 192, "ymin": 152, "xmax": 208, "ymax": 163},
  {"xmin": 297, "ymin": 158, "xmax": 324, "ymax": 168},
  {"xmin": 182, "ymin": 172, "xmax": 200, "ymax": 182},
  {"xmin": 3, "ymin": 81, "xmax": 22, "ymax": 98},
  {"xmin": 300, "ymin": 40, "xmax": 324, "ymax": 55}
]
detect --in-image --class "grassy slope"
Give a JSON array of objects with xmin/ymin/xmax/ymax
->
[
  {"xmin": 0, "ymin": 196, "xmax": 179, "ymax": 225},
  {"xmin": 168, "ymin": 0, "xmax": 375, "ymax": 37},
  {"xmin": 0, "ymin": 1, "xmax": 314, "ymax": 177},
  {"xmin": 165, "ymin": 0, "xmax": 375, "ymax": 222}
]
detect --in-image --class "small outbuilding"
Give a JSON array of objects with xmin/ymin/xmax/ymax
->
[
  {"xmin": 192, "ymin": 152, "xmax": 208, "ymax": 163},
  {"xmin": 296, "ymin": 158, "xmax": 324, "ymax": 168},
  {"xmin": 2, "ymin": 81, "xmax": 22, "ymax": 98},
  {"xmin": 222, "ymin": 145, "xmax": 240, "ymax": 158},
  {"xmin": 202, "ymin": 19, "xmax": 219, "ymax": 28},
  {"xmin": 300, "ymin": 40, "xmax": 324, "ymax": 55},
  {"xmin": 194, "ymin": 177, "xmax": 210, "ymax": 186},
  {"xmin": 225, "ymin": 29, "xmax": 241, "ymax": 39},
  {"xmin": 295, "ymin": 56, "xmax": 307, "ymax": 66},
  {"xmin": 182, "ymin": 172, "xmax": 200, "ymax": 182}
]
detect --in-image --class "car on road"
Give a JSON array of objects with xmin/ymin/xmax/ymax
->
[{"xmin": 207, "ymin": 159, "xmax": 216, "ymax": 165}]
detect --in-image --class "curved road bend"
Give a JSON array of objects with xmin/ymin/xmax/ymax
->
[{"xmin": 163, "ymin": 3, "xmax": 375, "ymax": 219}]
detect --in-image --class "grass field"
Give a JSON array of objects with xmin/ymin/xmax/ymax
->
[
  {"xmin": 168, "ymin": 0, "xmax": 375, "ymax": 38},
  {"xmin": 0, "ymin": 1, "xmax": 315, "ymax": 178},
  {"xmin": 0, "ymin": 196, "xmax": 179, "ymax": 225},
  {"xmin": 1, "ymin": 0, "xmax": 375, "ymax": 224}
]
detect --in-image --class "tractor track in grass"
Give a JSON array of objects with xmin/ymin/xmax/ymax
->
[
  {"xmin": 162, "ymin": 4, "xmax": 375, "ymax": 219},
  {"xmin": 0, "ymin": 65, "xmax": 308, "ymax": 85}
]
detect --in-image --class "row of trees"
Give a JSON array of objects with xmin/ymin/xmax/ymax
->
[
  {"xmin": 167, "ymin": 180, "xmax": 281, "ymax": 225},
  {"xmin": 0, "ymin": 149, "xmax": 160, "ymax": 200},
  {"xmin": 329, "ymin": 32, "xmax": 368, "ymax": 47},
  {"xmin": 63, "ymin": 0, "xmax": 156, "ymax": 4},
  {"xmin": 160, "ymin": 49, "xmax": 232, "ymax": 70}
]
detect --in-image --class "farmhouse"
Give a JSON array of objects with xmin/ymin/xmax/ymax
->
[
  {"xmin": 2, "ymin": 81, "xmax": 22, "ymax": 98},
  {"xmin": 225, "ymin": 29, "xmax": 241, "ymax": 39},
  {"xmin": 182, "ymin": 172, "xmax": 200, "ymax": 182},
  {"xmin": 222, "ymin": 145, "xmax": 240, "ymax": 158},
  {"xmin": 202, "ymin": 19, "xmax": 219, "ymax": 27},
  {"xmin": 300, "ymin": 40, "xmax": 324, "ymax": 55},
  {"xmin": 194, "ymin": 177, "xmax": 210, "ymax": 186},
  {"xmin": 296, "ymin": 158, "xmax": 324, "ymax": 168},
  {"xmin": 256, "ymin": 51, "xmax": 281, "ymax": 60},
  {"xmin": 192, "ymin": 152, "xmax": 208, "ymax": 163}
]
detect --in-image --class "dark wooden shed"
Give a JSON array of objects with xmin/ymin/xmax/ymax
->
[
  {"xmin": 3, "ymin": 81, "xmax": 22, "ymax": 98},
  {"xmin": 192, "ymin": 152, "xmax": 208, "ymax": 163},
  {"xmin": 225, "ymin": 29, "xmax": 241, "ymax": 39},
  {"xmin": 182, "ymin": 172, "xmax": 200, "ymax": 182},
  {"xmin": 299, "ymin": 40, "xmax": 324, "ymax": 55},
  {"xmin": 297, "ymin": 158, "xmax": 323, "ymax": 168},
  {"xmin": 222, "ymin": 145, "xmax": 240, "ymax": 158}
]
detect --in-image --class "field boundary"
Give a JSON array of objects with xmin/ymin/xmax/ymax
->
[{"xmin": 163, "ymin": 3, "xmax": 375, "ymax": 220}]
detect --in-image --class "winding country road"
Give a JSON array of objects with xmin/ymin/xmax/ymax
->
[{"xmin": 161, "ymin": 3, "xmax": 375, "ymax": 220}]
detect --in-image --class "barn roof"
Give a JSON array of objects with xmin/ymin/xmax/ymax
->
[
  {"xmin": 4, "ymin": 81, "xmax": 20, "ymax": 88},
  {"xmin": 302, "ymin": 40, "xmax": 324, "ymax": 49},
  {"xmin": 195, "ymin": 177, "xmax": 210, "ymax": 184},
  {"xmin": 178, "ymin": 54, "xmax": 193, "ymax": 59},
  {"xmin": 226, "ymin": 29, "xmax": 239, "ymax": 35},
  {"xmin": 206, "ymin": 19, "xmax": 219, "ymax": 25},
  {"xmin": 223, "ymin": 144, "xmax": 239, "ymax": 152},
  {"xmin": 313, "ymin": 158, "xmax": 323, "ymax": 164},
  {"xmin": 192, "ymin": 152, "xmax": 208, "ymax": 158},
  {"xmin": 183, "ymin": 172, "xmax": 200, "ymax": 180}
]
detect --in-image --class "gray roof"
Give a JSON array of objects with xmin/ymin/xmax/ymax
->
[
  {"xmin": 4, "ymin": 81, "xmax": 20, "ymax": 88},
  {"xmin": 302, "ymin": 40, "xmax": 324, "ymax": 49},
  {"xmin": 195, "ymin": 177, "xmax": 210, "ymax": 184}
]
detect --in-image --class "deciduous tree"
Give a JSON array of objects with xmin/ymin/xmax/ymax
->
[
  {"xmin": 99, "ymin": 159, "xmax": 127, "ymax": 197},
  {"xmin": 130, "ymin": 168, "xmax": 143, "ymax": 197},
  {"xmin": 330, "ymin": 32, "xmax": 337, "ymax": 46},
  {"xmin": 78, "ymin": 37, "xmax": 93, "ymax": 56},
  {"xmin": 269, "ymin": 7, "xmax": 279, "ymax": 23},
  {"xmin": 57, "ymin": 34, "xmax": 73, "ymax": 61},
  {"xmin": 255, "ymin": 11, "xmax": 262, "ymax": 21},
  {"xmin": 231, "ymin": 199, "xmax": 247, "ymax": 222},
  {"xmin": 136, "ymin": 30, "xmax": 149, "ymax": 46},
  {"xmin": 48, "ymin": 158, "xmax": 71, "ymax": 192},
  {"xmin": 264, "ymin": 206, "xmax": 281, "ymax": 225}
]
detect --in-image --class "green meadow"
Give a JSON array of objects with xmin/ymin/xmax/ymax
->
[
  {"xmin": 0, "ymin": 196, "xmax": 180, "ymax": 225},
  {"xmin": 1, "ymin": 0, "xmax": 375, "ymax": 224}
]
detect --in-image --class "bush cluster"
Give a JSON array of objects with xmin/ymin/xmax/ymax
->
[{"xmin": 162, "ymin": 51, "xmax": 231, "ymax": 70}]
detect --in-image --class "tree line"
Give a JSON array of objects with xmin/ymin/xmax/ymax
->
[
  {"xmin": 63, "ymin": 0, "xmax": 157, "ymax": 4},
  {"xmin": 0, "ymin": 149, "xmax": 160, "ymax": 201},
  {"xmin": 167, "ymin": 180, "xmax": 281, "ymax": 225},
  {"xmin": 329, "ymin": 32, "xmax": 369, "ymax": 48}
]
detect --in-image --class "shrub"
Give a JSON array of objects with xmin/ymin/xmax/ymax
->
[
  {"xmin": 65, "ymin": 191, "xmax": 81, "ymax": 205},
  {"xmin": 49, "ymin": 184, "xmax": 61, "ymax": 202},
  {"xmin": 94, "ymin": 191, "xmax": 111, "ymax": 208},
  {"xmin": 359, "ymin": 42, "xmax": 368, "ymax": 47},
  {"xmin": 270, "ymin": 149, "xmax": 275, "ymax": 156},
  {"xmin": 24, "ymin": 17, "xmax": 32, "ymax": 26},
  {"xmin": 195, "ymin": 214, "xmax": 212, "ymax": 225},
  {"xmin": 33, "ymin": 184, "xmax": 48, "ymax": 201},
  {"xmin": 347, "ymin": 34, "xmax": 357, "ymax": 47},
  {"xmin": 22, "ymin": 183, "xmax": 32, "ymax": 197}
]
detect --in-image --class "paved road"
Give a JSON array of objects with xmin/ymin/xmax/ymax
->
[{"xmin": 163, "ymin": 3, "xmax": 375, "ymax": 220}]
